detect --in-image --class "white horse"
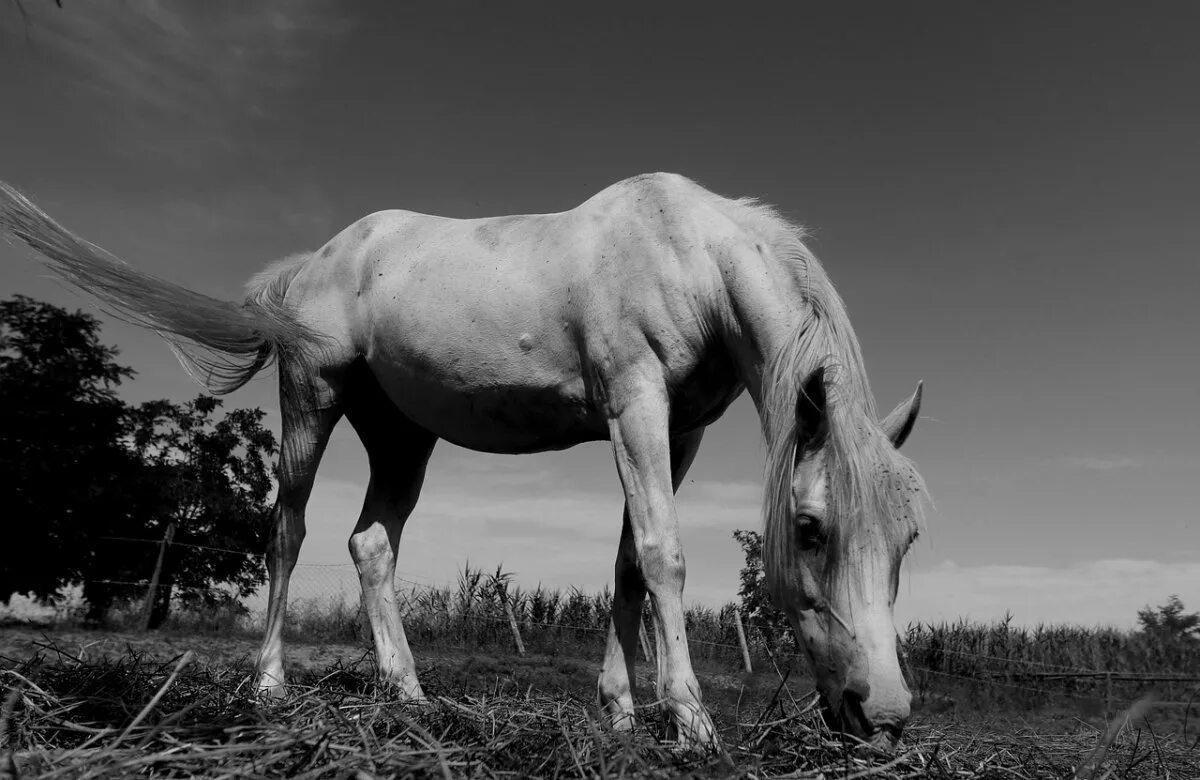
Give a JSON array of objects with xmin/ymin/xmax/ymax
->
[{"xmin": 0, "ymin": 173, "xmax": 926, "ymax": 749}]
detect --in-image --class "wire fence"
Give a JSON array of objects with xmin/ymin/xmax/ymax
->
[{"xmin": 5, "ymin": 538, "xmax": 1199, "ymax": 714}]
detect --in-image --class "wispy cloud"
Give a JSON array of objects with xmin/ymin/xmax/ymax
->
[
  {"xmin": 1057, "ymin": 455, "xmax": 1143, "ymax": 472},
  {"xmin": 270, "ymin": 473, "xmax": 1200, "ymax": 625},
  {"xmin": 296, "ymin": 468, "xmax": 764, "ymax": 594},
  {"xmin": 897, "ymin": 558, "xmax": 1200, "ymax": 628},
  {"xmin": 152, "ymin": 180, "xmax": 341, "ymax": 250},
  {"xmin": 682, "ymin": 479, "xmax": 762, "ymax": 505},
  {"xmin": 15, "ymin": 0, "xmax": 353, "ymax": 160}
]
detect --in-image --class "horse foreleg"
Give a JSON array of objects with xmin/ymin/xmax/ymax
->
[
  {"xmin": 255, "ymin": 384, "xmax": 341, "ymax": 695},
  {"xmin": 347, "ymin": 432, "xmax": 436, "ymax": 700},
  {"xmin": 599, "ymin": 428, "xmax": 704, "ymax": 732},
  {"xmin": 605, "ymin": 387, "xmax": 716, "ymax": 749}
]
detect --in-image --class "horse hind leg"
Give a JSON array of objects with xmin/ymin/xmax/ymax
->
[
  {"xmin": 255, "ymin": 370, "xmax": 343, "ymax": 694},
  {"xmin": 597, "ymin": 506, "xmax": 645, "ymax": 730},
  {"xmin": 344, "ymin": 367, "xmax": 437, "ymax": 699},
  {"xmin": 598, "ymin": 427, "xmax": 706, "ymax": 733}
]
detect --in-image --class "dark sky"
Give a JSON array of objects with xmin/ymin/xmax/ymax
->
[{"xmin": 2, "ymin": 1, "xmax": 1197, "ymax": 625}]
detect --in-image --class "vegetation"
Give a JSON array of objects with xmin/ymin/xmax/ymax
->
[
  {"xmin": 1137, "ymin": 595, "xmax": 1200, "ymax": 642},
  {"xmin": 732, "ymin": 530, "xmax": 790, "ymax": 649},
  {"xmin": 0, "ymin": 295, "xmax": 275, "ymax": 626},
  {"xmin": 102, "ymin": 395, "xmax": 276, "ymax": 627},
  {"xmin": 905, "ymin": 612, "xmax": 1200, "ymax": 678},
  {"xmin": 0, "ymin": 295, "xmax": 133, "ymax": 601},
  {"xmin": 29, "ymin": 561, "xmax": 1195, "ymax": 716}
]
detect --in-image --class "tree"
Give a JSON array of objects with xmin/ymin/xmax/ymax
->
[
  {"xmin": 0, "ymin": 295, "xmax": 135, "ymax": 600},
  {"xmin": 1, "ymin": 295, "xmax": 277, "ymax": 626},
  {"xmin": 105, "ymin": 396, "xmax": 277, "ymax": 627},
  {"xmin": 733, "ymin": 529, "xmax": 791, "ymax": 648},
  {"xmin": 1137, "ymin": 595, "xmax": 1200, "ymax": 642}
]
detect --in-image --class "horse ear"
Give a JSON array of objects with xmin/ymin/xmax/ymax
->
[
  {"xmin": 794, "ymin": 366, "xmax": 829, "ymax": 456},
  {"xmin": 881, "ymin": 381, "xmax": 922, "ymax": 449}
]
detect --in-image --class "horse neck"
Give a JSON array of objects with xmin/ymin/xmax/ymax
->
[
  {"xmin": 724, "ymin": 276, "xmax": 815, "ymax": 422},
  {"xmin": 724, "ymin": 266, "xmax": 872, "ymax": 445}
]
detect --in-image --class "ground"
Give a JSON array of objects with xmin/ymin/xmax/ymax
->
[{"xmin": 1, "ymin": 626, "xmax": 1196, "ymax": 778}]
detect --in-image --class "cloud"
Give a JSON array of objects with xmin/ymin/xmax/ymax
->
[
  {"xmin": 14, "ymin": 0, "xmax": 353, "ymax": 159},
  {"xmin": 294, "ymin": 469, "xmax": 763, "ymax": 598},
  {"xmin": 148, "ymin": 180, "xmax": 342, "ymax": 257},
  {"xmin": 896, "ymin": 558, "xmax": 1200, "ymax": 629},
  {"xmin": 682, "ymin": 479, "xmax": 762, "ymax": 505},
  {"xmin": 1056, "ymin": 455, "xmax": 1143, "ymax": 471},
  {"xmin": 276, "ymin": 472, "xmax": 1200, "ymax": 629}
]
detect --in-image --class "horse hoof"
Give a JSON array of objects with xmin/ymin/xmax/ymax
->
[
  {"xmin": 255, "ymin": 680, "xmax": 287, "ymax": 700},
  {"xmin": 607, "ymin": 710, "xmax": 639, "ymax": 733},
  {"xmin": 667, "ymin": 708, "xmax": 719, "ymax": 752},
  {"xmin": 379, "ymin": 673, "xmax": 425, "ymax": 703}
]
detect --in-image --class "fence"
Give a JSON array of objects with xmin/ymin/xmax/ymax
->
[{"xmin": 8, "ymin": 538, "xmax": 1200, "ymax": 716}]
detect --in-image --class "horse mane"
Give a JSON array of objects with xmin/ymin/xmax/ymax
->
[{"xmin": 716, "ymin": 195, "xmax": 927, "ymax": 598}]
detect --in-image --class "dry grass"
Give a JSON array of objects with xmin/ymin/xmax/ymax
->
[{"xmin": 2, "ymin": 640, "xmax": 1197, "ymax": 779}]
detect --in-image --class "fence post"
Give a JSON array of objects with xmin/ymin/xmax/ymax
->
[
  {"xmin": 639, "ymin": 619, "xmax": 653, "ymax": 663},
  {"xmin": 1104, "ymin": 671, "xmax": 1113, "ymax": 715},
  {"xmin": 139, "ymin": 522, "xmax": 176, "ymax": 632},
  {"xmin": 498, "ymin": 588, "xmax": 526, "ymax": 656},
  {"xmin": 734, "ymin": 611, "xmax": 753, "ymax": 673}
]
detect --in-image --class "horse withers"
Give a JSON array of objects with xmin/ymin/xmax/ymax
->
[{"xmin": 0, "ymin": 173, "xmax": 926, "ymax": 750}]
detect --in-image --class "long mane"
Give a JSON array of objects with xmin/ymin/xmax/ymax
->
[{"xmin": 716, "ymin": 196, "xmax": 927, "ymax": 598}]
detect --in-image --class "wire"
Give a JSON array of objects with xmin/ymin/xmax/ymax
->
[
  {"xmin": 77, "ymin": 537, "xmax": 1200, "ymax": 691},
  {"xmin": 97, "ymin": 535, "xmax": 264, "ymax": 559}
]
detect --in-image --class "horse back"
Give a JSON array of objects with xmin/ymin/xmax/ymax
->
[{"xmin": 281, "ymin": 174, "xmax": 749, "ymax": 451}]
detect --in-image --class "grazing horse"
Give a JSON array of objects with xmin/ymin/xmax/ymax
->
[{"xmin": 0, "ymin": 173, "xmax": 926, "ymax": 749}]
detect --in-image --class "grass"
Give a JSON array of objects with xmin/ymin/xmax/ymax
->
[
  {"xmin": 67, "ymin": 565, "xmax": 766, "ymax": 668},
  {"xmin": 903, "ymin": 615, "xmax": 1200, "ymax": 710},
  {"xmin": 105, "ymin": 565, "xmax": 1200, "ymax": 699},
  {"xmin": 4, "ymin": 565, "xmax": 1198, "ymax": 776},
  {"xmin": 25, "ymin": 564, "xmax": 1198, "ymax": 713},
  {"xmin": 2, "ymin": 640, "xmax": 1197, "ymax": 779}
]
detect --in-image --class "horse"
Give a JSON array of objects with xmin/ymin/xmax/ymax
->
[{"xmin": 0, "ymin": 173, "xmax": 926, "ymax": 750}]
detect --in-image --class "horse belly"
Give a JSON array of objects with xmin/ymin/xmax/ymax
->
[{"xmin": 367, "ymin": 359, "xmax": 604, "ymax": 453}]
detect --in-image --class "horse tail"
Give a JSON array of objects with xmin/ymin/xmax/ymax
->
[{"xmin": 0, "ymin": 181, "xmax": 321, "ymax": 395}]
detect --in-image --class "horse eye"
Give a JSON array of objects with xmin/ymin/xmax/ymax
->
[{"xmin": 797, "ymin": 513, "xmax": 825, "ymax": 550}]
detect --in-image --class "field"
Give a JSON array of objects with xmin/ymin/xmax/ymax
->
[{"xmin": 2, "ymin": 586, "xmax": 1198, "ymax": 779}]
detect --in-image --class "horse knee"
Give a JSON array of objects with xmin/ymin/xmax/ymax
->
[
  {"xmin": 349, "ymin": 530, "xmax": 395, "ymax": 589},
  {"xmin": 348, "ymin": 527, "xmax": 389, "ymax": 562},
  {"xmin": 637, "ymin": 538, "xmax": 686, "ymax": 591}
]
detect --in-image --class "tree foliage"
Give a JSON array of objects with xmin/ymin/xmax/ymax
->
[
  {"xmin": 1137, "ymin": 595, "xmax": 1199, "ymax": 642},
  {"xmin": 94, "ymin": 396, "xmax": 275, "ymax": 626},
  {"xmin": 0, "ymin": 295, "xmax": 135, "ymax": 599},
  {"xmin": 732, "ymin": 529, "xmax": 791, "ymax": 647},
  {"xmin": 0, "ymin": 296, "xmax": 275, "ymax": 625}
]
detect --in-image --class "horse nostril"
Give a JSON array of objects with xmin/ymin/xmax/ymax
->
[
  {"xmin": 839, "ymin": 688, "xmax": 873, "ymax": 738},
  {"xmin": 842, "ymin": 687, "xmax": 906, "ymax": 746},
  {"xmin": 877, "ymin": 721, "xmax": 903, "ymax": 742},
  {"xmin": 845, "ymin": 677, "xmax": 871, "ymax": 703}
]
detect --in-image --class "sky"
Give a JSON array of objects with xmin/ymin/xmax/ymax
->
[{"xmin": 1, "ymin": 1, "xmax": 1197, "ymax": 629}]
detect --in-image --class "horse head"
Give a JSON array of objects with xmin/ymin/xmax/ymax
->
[{"xmin": 765, "ymin": 366, "xmax": 924, "ymax": 750}]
